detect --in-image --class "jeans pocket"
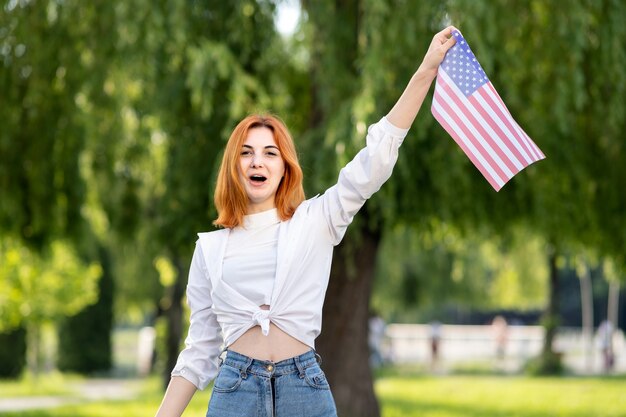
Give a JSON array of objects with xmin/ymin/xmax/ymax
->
[
  {"xmin": 212, "ymin": 365, "xmax": 243, "ymax": 393},
  {"xmin": 304, "ymin": 364, "xmax": 330, "ymax": 390}
]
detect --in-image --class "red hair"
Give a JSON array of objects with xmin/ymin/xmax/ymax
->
[{"xmin": 213, "ymin": 114, "xmax": 305, "ymax": 228}]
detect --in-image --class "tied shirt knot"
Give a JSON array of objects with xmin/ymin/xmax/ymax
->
[{"xmin": 252, "ymin": 309, "xmax": 271, "ymax": 336}]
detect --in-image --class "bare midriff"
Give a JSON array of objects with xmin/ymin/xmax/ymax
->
[{"xmin": 227, "ymin": 305, "xmax": 311, "ymax": 362}]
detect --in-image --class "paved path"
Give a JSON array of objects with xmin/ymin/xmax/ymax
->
[{"xmin": 0, "ymin": 378, "xmax": 142, "ymax": 412}]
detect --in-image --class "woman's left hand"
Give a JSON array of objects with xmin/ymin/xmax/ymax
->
[
  {"xmin": 419, "ymin": 26, "xmax": 457, "ymax": 76},
  {"xmin": 385, "ymin": 26, "xmax": 458, "ymax": 129}
]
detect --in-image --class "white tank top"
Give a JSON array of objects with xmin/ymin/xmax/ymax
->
[{"xmin": 222, "ymin": 208, "xmax": 279, "ymax": 307}]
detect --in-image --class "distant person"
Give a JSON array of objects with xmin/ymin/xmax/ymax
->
[
  {"xmin": 368, "ymin": 311, "xmax": 387, "ymax": 368},
  {"xmin": 491, "ymin": 315, "xmax": 508, "ymax": 360},
  {"xmin": 429, "ymin": 321, "xmax": 442, "ymax": 371},
  {"xmin": 154, "ymin": 27, "xmax": 457, "ymax": 417},
  {"xmin": 597, "ymin": 320, "xmax": 614, "ymax": 372}
]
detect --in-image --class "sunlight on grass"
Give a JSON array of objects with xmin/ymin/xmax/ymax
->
[
  {"xmin": 0, "ymin": 376, "xmax": 211, "ymax": 417},
  {"xmin": 2, "ymin": 373, "xmax": 626, "ymax": 417},
  {"xmin": 376, "ymin": 374, "xmax": 626, "ymax": 417},
  {"xmin": 0, "ymin": 372, "xmax": 78, "ymax": 398}
]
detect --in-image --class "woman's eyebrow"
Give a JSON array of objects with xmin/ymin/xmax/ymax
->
[{"xmin": 241, "ymin": 144, "xmax": 280, "ymax": 150}]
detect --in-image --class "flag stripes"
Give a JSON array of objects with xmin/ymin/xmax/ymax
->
[{"xmin": 431, "ymin": 29, "xmax": 545, "ymax": 191}]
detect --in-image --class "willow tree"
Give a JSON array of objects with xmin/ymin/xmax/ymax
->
[
  {"xmin": 0, "ymin": 0, "xmax": 123, "ymax": 374},
  {"xmin": 301, "ymin": 1, "xmax": 496, "ymax": 414},
  {"xmin": 0, "ymin": 1, "xmax": 90, "ymax": 247},
  {"xmin": 447, "ymin": 0, "xmax": 626, "ymax": 372},
  {"xmin": 303, "ymin": 0, "xmax": 626, "ymax": 413},
  {"xmin": 118, "ymin": 0, "xmax": 312, "ymax": 387}
]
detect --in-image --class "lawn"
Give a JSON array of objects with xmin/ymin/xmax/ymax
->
[
  {"xmin": 1, "ymin": 371, "xmax": 625, "ymax": 417},
  {"xmin": 377, "ymin": 374, "xmax": 626, "ymax": 417}
]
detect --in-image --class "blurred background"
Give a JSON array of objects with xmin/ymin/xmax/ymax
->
[{"xmin": 1, "ymin": 1, "xmax": 625, "ymax": 416}]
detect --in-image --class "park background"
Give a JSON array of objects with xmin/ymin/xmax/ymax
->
[{"xmin": 1, "ymin": 0, "xmax": 626, "ymax": 416}]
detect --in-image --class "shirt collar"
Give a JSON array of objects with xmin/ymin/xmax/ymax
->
[{"xmin": 243, "ymin": 208, "xmax": 280, "ymax": 229}]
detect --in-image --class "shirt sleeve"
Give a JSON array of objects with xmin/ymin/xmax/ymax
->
[
  {"xmin": 171, "ymin": 242, "xmax": 223, "ymax": 390},
  {"xmin": 313, "ymin": 116, "xmax": 409, "ymax": 245}
]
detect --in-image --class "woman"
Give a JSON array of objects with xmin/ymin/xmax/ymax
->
[{"xmin": 155, "ymin": 26, "xmax": 456, "ymax": 417}]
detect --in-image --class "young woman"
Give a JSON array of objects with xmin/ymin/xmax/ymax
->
[{"xmin": 155, "ymin": 26, "xmax": 456, "ymax": 417}]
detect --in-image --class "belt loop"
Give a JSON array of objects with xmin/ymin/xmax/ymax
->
[
  {"xmin": 314, "ymin": 350, "xmax": 322, "ymax": 366},
  {"xmin": 294, "ymin": 352, "xmax": 306, "ymax": 378},
  {"xmin": 218, "ymin": 347, "xmax": 228, "ymax": 367},
  {"xmin": 240, "ymin": 356, "xmax": 253, "ymax": 380}
]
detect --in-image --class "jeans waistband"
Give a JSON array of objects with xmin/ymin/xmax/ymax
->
[{"xmin": 221, "ymin": 349, "xmax": 320, "ymax": 378}]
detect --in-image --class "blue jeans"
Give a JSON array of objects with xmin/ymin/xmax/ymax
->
[{"xmin": 207, "ymin": 349, "xmax": 338, "ymax": 417}]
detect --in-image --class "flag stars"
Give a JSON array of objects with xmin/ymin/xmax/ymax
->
[{"xmin": 441, "ymin": 32, "xmax": 489, "ymax": 96}]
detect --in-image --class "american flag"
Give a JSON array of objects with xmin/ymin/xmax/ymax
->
[{"xmin": 431, "ymin": 30, "xmax": 545, "ymax": 191}]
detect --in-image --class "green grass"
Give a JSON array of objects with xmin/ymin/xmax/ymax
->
[
  {"xmin": 1, "ymin": 372, "xmax": 626, "ymax": 417},
  {"xmin": 0, "ymin": 372, "xmax": 76, "ymax": 397},
  {"xmin": 0, "ymin": 376, "xmax": 208, "ymax": 417},
  {"xmin": 377, "ymin": 373, "xmax": 626, "ymax": 417}
]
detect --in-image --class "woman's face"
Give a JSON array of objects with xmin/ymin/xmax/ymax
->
[{"xmin": 239, "ymin": 127, "xmax": 286, "ymax": 214}]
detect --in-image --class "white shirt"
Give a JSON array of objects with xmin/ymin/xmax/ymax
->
[
  {"xmin": 222, "ymin": 208, "xmax": 280, "ymax": 307},
  {"xmin": 171, "ymin": 117, "xmax": 408, "ymax": 389}
]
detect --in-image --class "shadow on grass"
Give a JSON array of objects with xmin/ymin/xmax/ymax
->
[
  {"xmin": 0, "ymin": 398, "xmax": 161, "ymax": 417},
  {"xmin": 375, "ymin": 361, "xmax": 626, "ymax": 379},
  {"xmin": 381, "ymin": 397, "xmax": 611, "ymax": 417},
  {"xmin": 374, "ymin": 361, "xmax": 510, "ymax": 379},
  {"xmin": 1, "ymin": 411, "xmax": 60, "ymax": 417}
]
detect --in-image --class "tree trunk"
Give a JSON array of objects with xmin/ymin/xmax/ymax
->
[
  {"xmin": 537, "ymin": 246, "xmax": 562, "ymax": 374},
  {"xmin": 162, "ymin": 254, "xmax": 187, "ymax": 390},
  {"xmin": 543, "ymin": 248, "xmax": 559, "ymax": 355},
  {"xmin": 607, "ymin": 279, "xmax": 621, "ymax": 368},
  {"xmin": 0, "ymin": 327, "xmax": 27, "ymax": 378},
  {"xmin": 303, "ymin": 2, "xmax": 379, "ymax": 414},
  {"xmin": 26, "ymin": 323, "xmax": 41, "ymax": 378},
  {"xmin": 607, "ymin": 280, "xmax": 620, "ymax": 331},
  {"xmin": 58, "ymin": 244, "xmax": 114, "ymax": 373},
  {"xmin": 579, "ymin": 263, "xmax": 594, "ymax": 373},
  {"xmin": 317, "ymin": 220, "xmax": 380, "ymax": 417}
]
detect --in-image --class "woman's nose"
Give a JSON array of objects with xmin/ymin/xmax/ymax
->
[{"xmin": 251, "ymin": 154, "xmax": 263, "ymax": 167}]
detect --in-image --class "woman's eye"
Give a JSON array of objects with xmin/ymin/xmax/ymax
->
[
  {"xmin": 266, "ymin": 151, "xmax": 277, "ymax": 157},
  {"xmin": 241, "ymin": 150, "xmax": 252, "ymax": 156}
]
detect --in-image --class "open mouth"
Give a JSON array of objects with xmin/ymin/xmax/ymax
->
[{"xmin": 249, "ymin": 174, "xmax": 267, "ymax": 184}]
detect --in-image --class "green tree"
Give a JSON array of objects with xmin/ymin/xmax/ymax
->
[
  {"xmin": 0, "ymin": 0, "xmax": 91, "ymax": 246},
  {"xmin": 117, "ymin": 0, "xmax": 311, "ymax": 386},
  {"xmin": 300, "ymin": 1, "xmax": 384, "ymax": 414},
  {"xmin": 0, "ymin": 0, "xmax": 140, "ymax": 375},
  {"xmin": 0, "ymin": 327, "xmax": 26, "ymax": 378},
  {"xmin": 0, "ymin": 237, "xmax": 101, "ymax": 374},
  {"xmin": 449, "ymin": 0, "xmax": 626, "ymax": 372},
  {"xmin": 57, "ymin": 246, "xmax": 114, "ymax": 374},
  {"xmin": 372, "ymin": 224, "xmax": 548, "ymax": 322},
  {"xmin": 306, "ymin": 0, "xmax": 626, "ymax": 408}
]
